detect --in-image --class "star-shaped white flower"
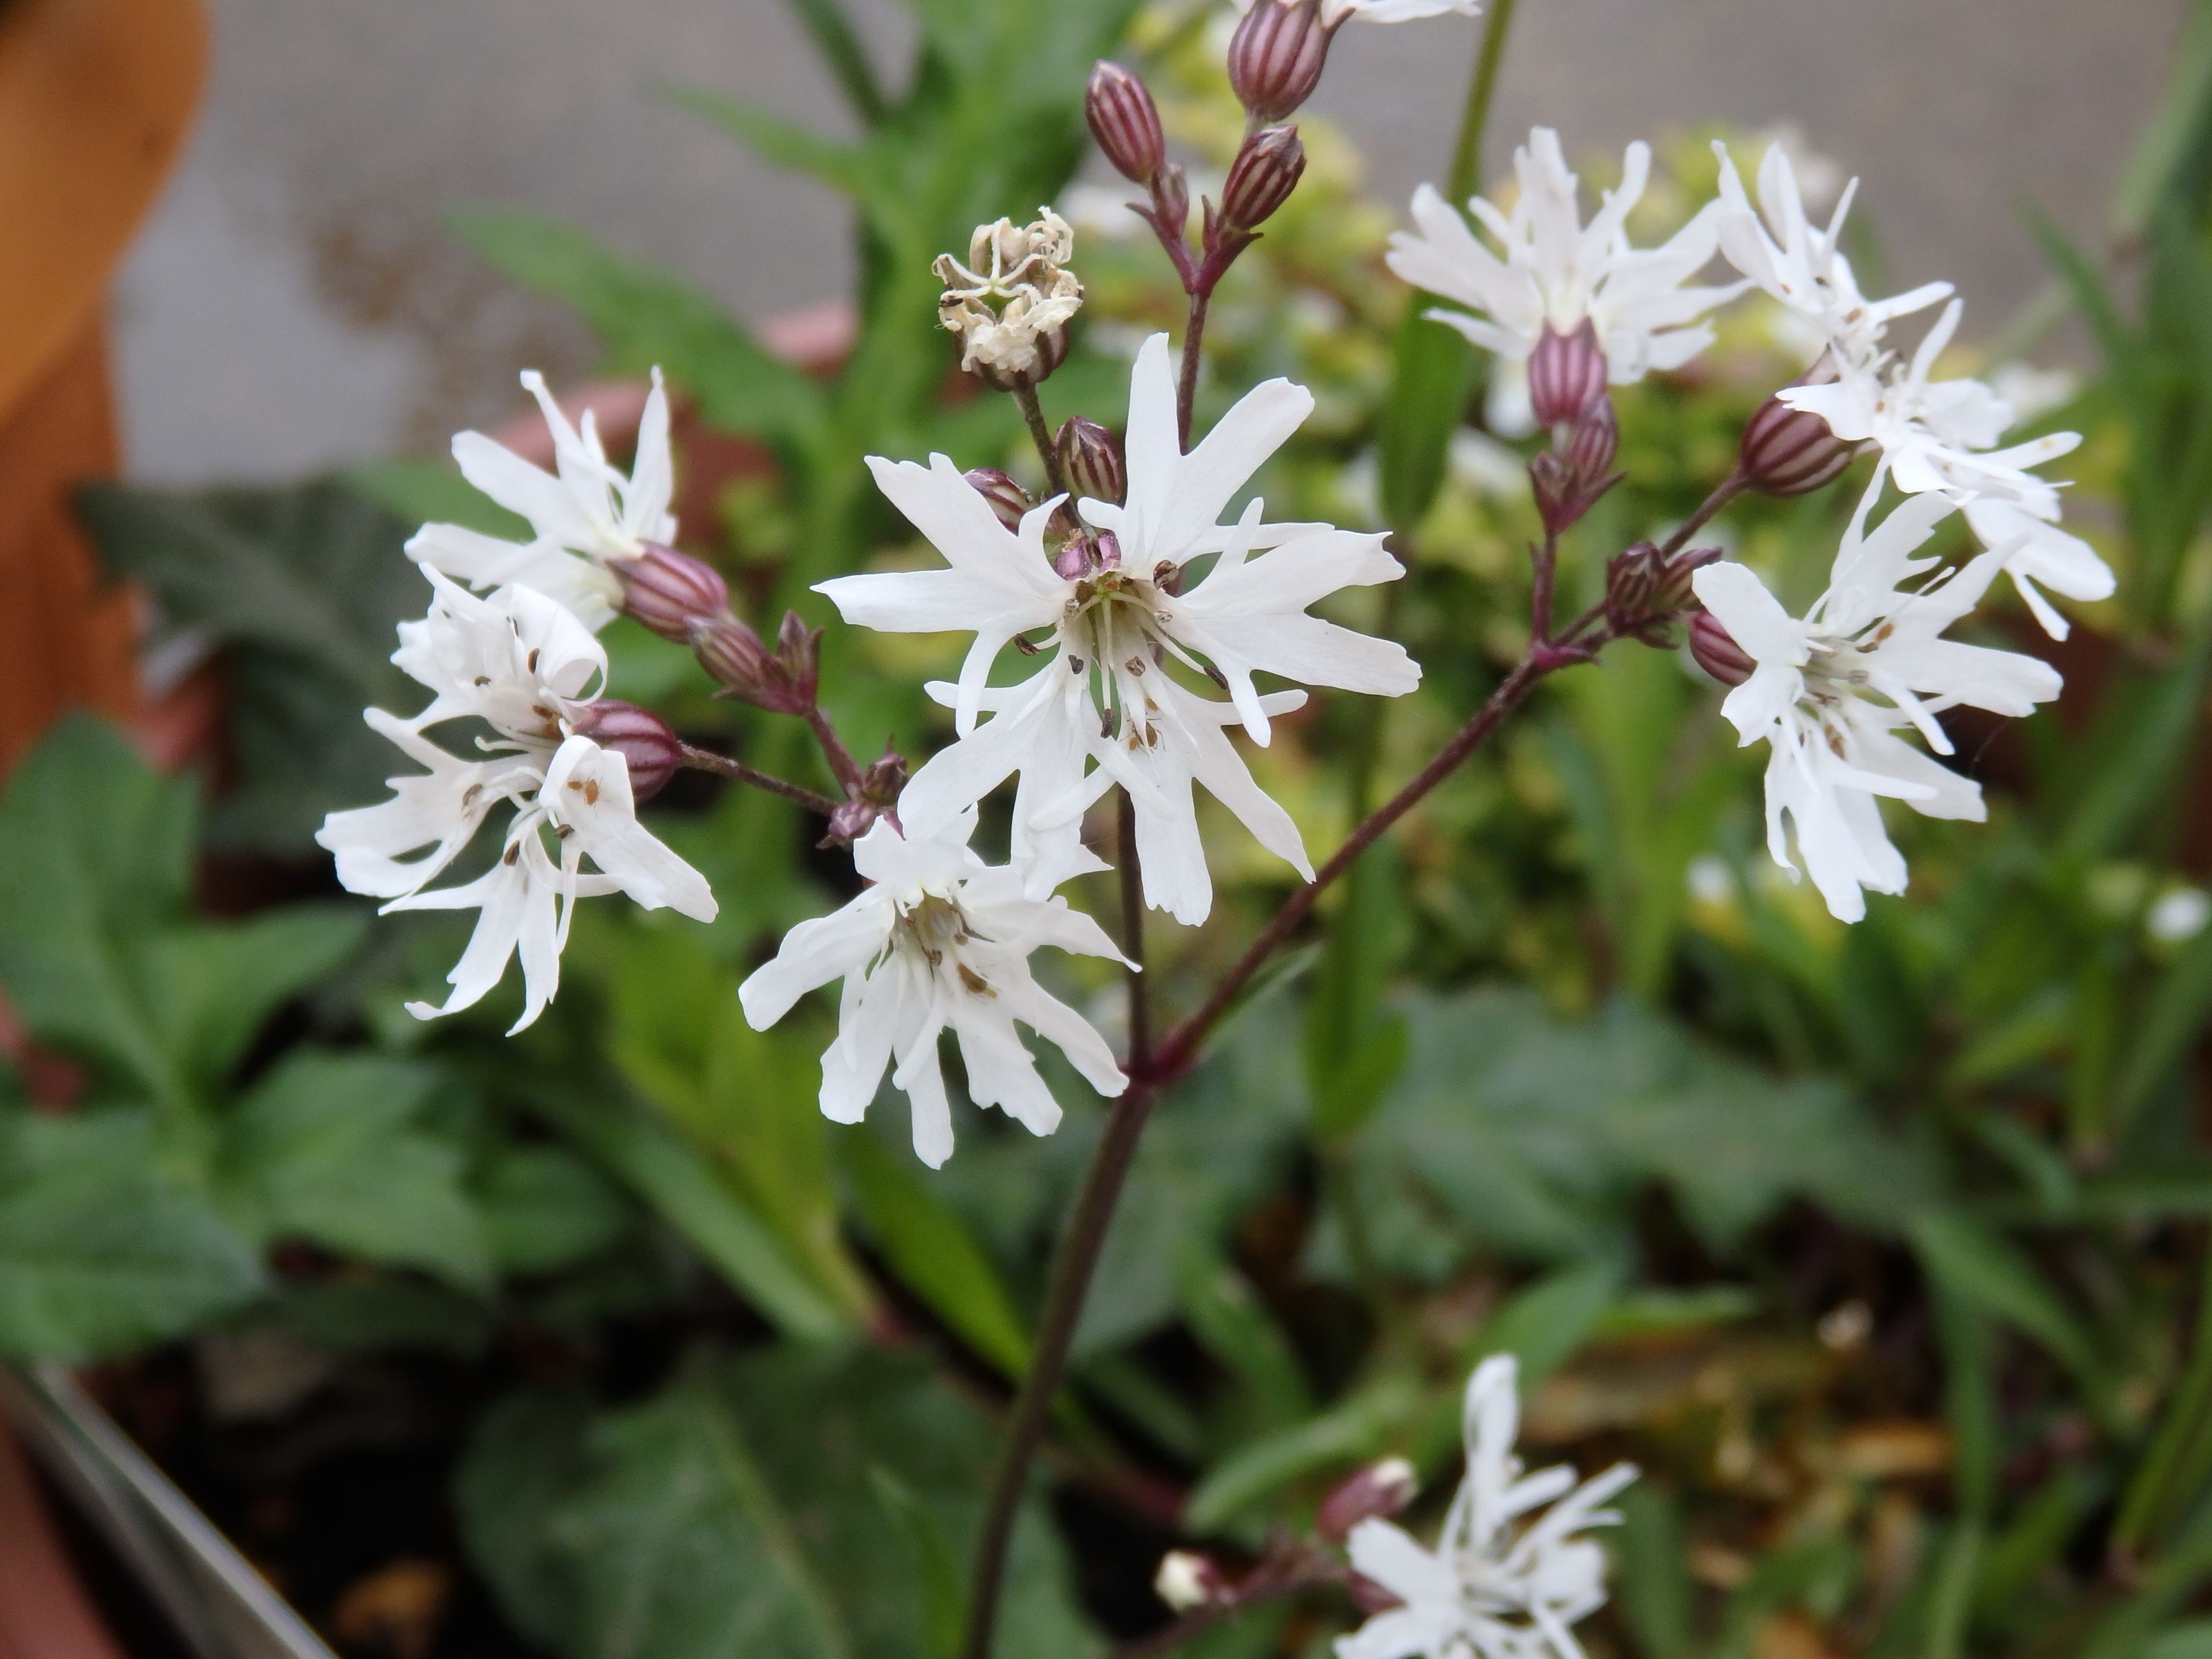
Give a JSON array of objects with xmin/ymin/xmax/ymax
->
[
  {"xmin": 1386, "ymin": 129, "xmax": 1746, "ymax": 388},
  {"xmin": 1781, "ymin": 300, "xmax": 2110, "ymax": 639},
  {"xmin": 738, "ymin": 816, "xmax": 1127, "ymax": 1168},
  {"xmin": 1338, "ymin": 1356, "xmax": 1635, "ymax": 1659},
  {"xmin": 1712, "ymin": 141, "xmax": 1953, "ymax": 379},
  {"xmin": 815, "ymin": 333, "xmax": 1421, "ymax": 925},
  {"xmin": 317, "ymin": 574, "xmax": 714, "ymax": 1031},
  {"xmin": 1691, "ymin": 482, "xmax": 2063, "ymax": 923},
  {"xmin": 407, "ymin": 368, "xmax": 676, "ymax": 630}
]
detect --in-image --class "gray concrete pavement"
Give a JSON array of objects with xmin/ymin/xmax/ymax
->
[{"xmin": 112, "ymin": 0, "xmax": 2182, "ymax": 485}]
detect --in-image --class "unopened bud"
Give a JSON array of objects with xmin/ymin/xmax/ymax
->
[
  {"xmin": 966, "ymin": 468, "xmax": 1033, "ymax": 534},
  {"xmin": 569, "ymin": 700, "xmax": 684, "ymax": 803},
  {"xmin": 1058, "ymin": 418, "xmax": 1125, "ymax": 505},
  {"xmin": 1228, "ymin": 0, "xmax": 1333, "ymax": 125},
  {"xmin": 823, "ymin": 744, "xmax": 908, "ymax": 846},
  {"xmin": 1316, "ymin": 1458, "xmax": 1418, "ymax": 1544},
  {"xmin": 1689, "ymin": 608, "xmax": 1756, "ymax": 686},
  {"xmin": 1605, "ymin": 542, "xmax": 1663, "ymax": 619},
  {"xmin": 775, "ymin": 610, "xmax": 822, "ymax": 706},
  {"xmin": 612, "ymin": 543, "xmax": 731, "ymax": 644},
  {"xmin": 1530, "ymin": 395, "xmax": 1621, "ymax": 535},
  {"xmin": 1154, "ymin": 1551, "xmax": 1227, "ymax": 1613},
  {"xmin": 1741, "ymin": 358, "xmax": 1861, "ymax": 497},
  {"xmin": 1528, "ymin": 321, "xmax": 1608, "ymax": 429},
  {"xmin": 693, "ymin": 613, "xmax": 805, "ymax": 715},
  {"xmin": 1087, "ymin": 62, "xmax": 1165, "ymax": 185},
  {"xmin": 1220, "ymin": 124, "xmax": 1306, "ymax": 232},
  {"xmin": 1564, "ymin": 393, "xmax": 1619, "ymax": 482}
]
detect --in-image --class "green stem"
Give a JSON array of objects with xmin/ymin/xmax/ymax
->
[{"xmin": 1446, "ymin": 0, "xmax": 1520, "ymax": 203}]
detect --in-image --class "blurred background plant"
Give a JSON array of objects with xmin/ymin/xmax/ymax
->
[{"xmin": 7, "ymin": 1, "xmax": 2212, "ymax": 1656}]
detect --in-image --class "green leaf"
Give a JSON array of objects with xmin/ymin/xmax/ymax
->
[
  {"xmin": 2114, "ymin": 915, "xmax": 2212, "ymax": 1133},
  {"xmin": 0, "ymin": 718, "xmax": 195, "ymax": 1098},
  {"xmin": 1182, "ymin": 1378, "xmax": 1421, "ymax": 1533},
  {"xmin": 455, "ymin": 1385, "xmax": 597, "ymax": 1648},
  {"xmin": 1614, "ymin": 1483, "xmax": 1695, "ymax": 1659},
  {"xmin": 1912, "ymin": 1211, "xmax": 2112, "ymax": 1423},
  {"xmin": 1375, "ymin": 299, "xmax": 1477, "ymax": 533},
  {"xmin": 459, "ymin": 1347, "xmax": 1099, "ymax": 1659},
  {"xmin": 779, "ymin": 0, "xmax": 886, "ymax": 121},
  {"xmin": 0, "ymin": 1109, "xmax": 264, "ymax": 1361},
  {"xmin": 666, "ymin": 88, "xmax": 877, "ymax": 199},
  {"xmin": 1352, "ymin": 990, "xmax": 1934, "ymax": 1269},
  {"xmin": 142, "ymin": 907, "xmax": 368, "ymax": 1087},
  {"xmin": 225, "ymin": 1053, "xmax": 491, "ymax": 1290},
  {"xmin": 843, "ymin": 1132, "xmax": 1029, "ymax": 1376},
  {"xmin": 868, "ymin": 1468, "xmax": 964, "ymax": 1659},
  {"xmin": 451, "ymin": 209, "xmax": 827, "ymax": 448},
  {"xmin": 531, "ymin": 1089, "xmax": 853, "ymax": 1341},
  {"xmin": 78, "ymin": 482, "xmax": 427, "ymax": 852},
  {"xmin": 1174, "ymin": 1251, "xmax": 1314, "ymax": 1428},
  {"xmin": 478, "ymin": 1145, "xmax": 633, "ymax": 1275}
]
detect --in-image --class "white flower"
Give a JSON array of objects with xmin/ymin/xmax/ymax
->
[
  {"xmin": 317, "ymin": 574, "xmax": 714, "ymax": 1032},
  {"xmin": 406, "ymin": 369, "xmax": 676, "ymax": 630},
  {"xmin": 737, "ymin": 816, "xmax": 1127, "ymax": 1168},
  {"xmin": 1338, "ymin": 1356, "xmax": 1635, "ymax": 1659},
  {"xmin": 1385, "ymin": 129, "xmax": 1745, "ymax": 384},
  {"xmin": 1323, "ymin": 0, "xmax": 1481, "ymax": 19},
  {"xmin": 1712, "ymin": 141, "xmax": 1953, "ymax": 378},
  {"xmin": 1781, "ymin": 301, "xmax": 2110, "ymax": 639},
  {"xmin": 1691, "ymin": 482, "xmax": 2063, "ymax": 923},
  {"xmin": 2150, "ymin": 888, "xmax": 2212, "ymax": 945},
  {"xmin": 816, "ymin": 333, "xmax": 1420, "ymax": 925}
]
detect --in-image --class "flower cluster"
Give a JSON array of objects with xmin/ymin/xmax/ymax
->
[
  {"xmin": 317, "ymin": 570, "xmax": 713, "ymax": 1033},
  {"xmin": 1714, "ymin": 142, "xmax": 2112, "ymax": 640}
]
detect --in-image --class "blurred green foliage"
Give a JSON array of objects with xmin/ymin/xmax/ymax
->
[{"xmin": 8, "ymin": 1, "xmax": 2212, "ymax": 1655}]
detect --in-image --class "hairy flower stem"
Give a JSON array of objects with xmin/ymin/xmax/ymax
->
[
  {"xmin": 958, "ymin": 630, "xmax": 1612, "ymax": 1659},
  {"xmin": 803, "ymin": 704, "xmax": 865, "ymax": 795},
  {"xmin": 1120, "ymin": 794, "xmax": 1152, "ymax": 1066},
  {"xmin": 1177, "ymin": 289, "xmax": 1214, "ymax": 450},
  {"xmin": 962, "ymin": 1078, "xmax": 1161, "ymax": 1659},
  {"xmin": 677, "ymin": 744, "xmax": 842, "ymax": 816},
  {"xmin": 1013, "ymin": 383, "xmax": 1068, "ymax": 497},
  {"xmin": 1447, "ymin": 0, "xmax": 1519, "ymax": 201},
  {"xmin": 1659, "ymin": 467, "xmax": 1747, "ymax": 560}
]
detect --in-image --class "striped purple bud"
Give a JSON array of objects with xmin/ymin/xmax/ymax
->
[
  {"xmin": 1741, "ymin": 357, "xmax": 1862, "ymax": 496},
  {"xmin": 569, "ymin": 700, "xmax": 683, "ymax": 803},
  {"xmin": 1528, "ymin": 319, "xmax": 1609, "ymax": 429},
  {"xmin": 612, "ymin": 543, "xmax": 731, "ymax": 643},
  {"xmin": 964, "ymin": 467, "xmax": 1033, "ymax": 534},
  {"xmin": 1057, "ymin": 417, "xmax": 1125, "ymax": 505},
  {"xmin": 1087, "ymin": 62, "xmax": 1165, "ymax": 185},
  {"xmin": 1689, "ymin": 608, "xmax": 1756, "ymax": 686},
  {"xmin": 1228, "ymin": 0, "xmax": 1333, "ymax": 124},
  {"xmin": 1220, "ymin": 124, "xmax": 1306, "ymax": 232}
]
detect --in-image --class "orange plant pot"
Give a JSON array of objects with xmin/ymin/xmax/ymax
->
[{"xmin": 0, "ymin": 0, "xmax": 206, "ymax": 776}]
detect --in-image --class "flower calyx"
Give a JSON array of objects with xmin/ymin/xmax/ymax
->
[
  {"xmin": 612, "ymin": 542, "xmax": 731, "ymax": 644},
  {"xmin": 1530, "ymin": 393, "xmax": 1623, "ymax": 536},
  {"xmin": 567, "ymin": 700, "xmax": 686, "ymax": 803},
  {"xmin": 935, "ymin": 209, "xmax": 1083, "ymax": 391},
  {"xmin": 822, "ymin": 741, "xmax": 908, "ymax": 847},
  {"xmin": 1741, "ymin": 353, "xmax": 1864, "ymax": 497},
  {"xmin": 1602, "ymin": 541, "xmax": 1720, "ymax": 644},
  {"xmin": 1687, "ymin": 604, "xmax": 1755, "ymax": 685},
  {"xmin": 691, "ymin": 607, "xmax": 821, "ymax": 716}
]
